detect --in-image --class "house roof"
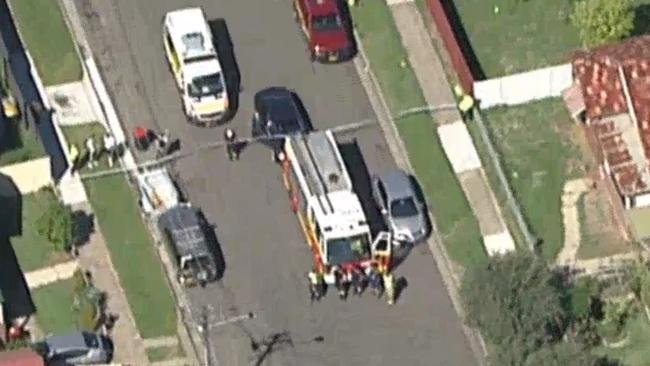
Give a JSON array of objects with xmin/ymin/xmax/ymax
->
[{"xmin": 572, "ymin": 35, "xmax": 650, "ymax": 196}]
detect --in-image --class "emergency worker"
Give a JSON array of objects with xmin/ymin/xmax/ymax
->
[
  {"xmin": 224, "ymin": 128, "xmax": 239, "ymax": 161},
  {"xmin": 367, "ymin": 264, "xmax": 384, "ymax": 298},
  {"xmin": 308, "ymin": 270, "xmax": 325, "ymax": 303},
  {"xmin": 69, "ymin": 143, "xmax": 80, "ymax": 174}
]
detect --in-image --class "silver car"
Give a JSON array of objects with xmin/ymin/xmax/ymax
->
[
  {"xmin": 372, "ymin": 169, "xmax": 428, "ymax": 243},
  {"xmin": 36, "ymin": 331, "xmax": 113, "ymax": 365}
]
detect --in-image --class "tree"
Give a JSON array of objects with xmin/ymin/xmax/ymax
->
[
  {"xmin": 571, "ymin": 0, "xmax": 634, "ymax": 48},
  {"xmin": 35, "ymin": 187, "xmax": 75, "ymax": 252},
  {"xmin": 461, "ymin": 253, "xmax": 566, "ymax": 357},
  {"xmin": 523, "ymin": 341, "xmax": 602, "ymax": 366}
]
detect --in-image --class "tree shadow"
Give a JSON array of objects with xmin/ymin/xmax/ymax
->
[
  {"xmin": 0, "ymin": 172, "xmax": 22, "ymax": 238},
  {"xmin": 439, "ymin": 0, "xmax": 486, "ymax": 80},
  {"xmin": 199, "ymin": 212, "xmax": 227, "ymax": 281},
  {"xmin": 208, "ymin": 19, "xmax": 241, "ymax": 124},
  {"xmin": 633, "ymin": 4, "xmax": 650, "ymax": 36},
  {"xmin": 0, "ymin": 237, "xmax": 35, "ymax": 322},
  {"xmin": 0, "ymin": 117, "xmax": 23, "ymax": 153},
  {"xmin": 71, "ymin": 210, "xmax": 95, "ymax": 248}
]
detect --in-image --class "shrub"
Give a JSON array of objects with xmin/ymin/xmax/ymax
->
[
  {"xmin": 35, "ymin": 187, "xmax": 76, "ymax": 252},
  {"xmin": 571, "ymin": 0, "xmax": 634, "ymax": 48}
]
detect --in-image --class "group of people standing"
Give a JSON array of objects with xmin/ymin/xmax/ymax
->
[
  {"xmin": 68, "ymin": 132, "xmax": 122, "ymax": 174},
  {"xmin": 308, "ymin": 264, "xmax": 395, "ymax": 305}
]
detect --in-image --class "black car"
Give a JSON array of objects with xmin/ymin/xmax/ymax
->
[{"xmin": 251, "ymin": 87, "xmax": 312, "ymax": 156}]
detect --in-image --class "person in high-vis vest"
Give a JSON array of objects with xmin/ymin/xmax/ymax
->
[
  {"xmin": 458, "ymin": 93, "xmax": 475, "ymax": 121},
  {"xmin": 383, "ymin": 273, "xmax": 396, "ymax": 305},
  {"xmin": 69, "ymin": 143, "xmax": 80, "ymax": 174},
  {"xmin": 308, "ymin": 270, "xmax": 325, "ymax": 303}
]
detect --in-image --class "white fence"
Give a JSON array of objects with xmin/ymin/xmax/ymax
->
[{"xmin": 474, "ymin": 63, "xmax": 573, "ymax": 109}]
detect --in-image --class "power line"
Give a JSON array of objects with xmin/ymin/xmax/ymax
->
[{"xmin": 76, "ymin": 103, "xmax": 459, "ymax": 181}]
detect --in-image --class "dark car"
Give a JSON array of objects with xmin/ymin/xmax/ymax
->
[
  {"xmin": 157, "ymin": 203, "xmax": 221, "ymax": 287},
  {"xmin": 252, "ymin": 87, "xmax": 311, "ymax": 157},
  {"xmin": 34, "ymin": 331, "xmax": 113, "ymax": 365}
]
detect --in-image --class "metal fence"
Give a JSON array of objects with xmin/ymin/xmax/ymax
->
[
  {"xmin": 0, "ymin": 0, "xmax": 68, "ymax": 180},
  {"xmin": 473, "ymin": 108, "xmax": 536, "ymax": 251},
  {"xmin": 474, "ymin": 64, "xmax": 573, "ymax": 109}
]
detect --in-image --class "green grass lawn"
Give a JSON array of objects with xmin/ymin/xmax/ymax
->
[
  {"xmin": 31, "ymin": 279, "xmax": 77, "ymax": 334},
  {"xmin": 11, "ymin": 193, "xmax": 71, "ymax": 272},
  {"xmin": 352, "ymin": 1, "xmax": 486, "ymax": 268},
  {"xmin": 482, "ymin": 99, "xmax": 583, "ymax": 261},
  {"xmin": 84, "ymin": 174, "xmax": 177, "ymax": 338},
  {"xmin": 8, "ymin": 0, "xmax": 82, "ymax": 86},
  {"xmin": 146, "ymin": 343, "xmax": 185, "ymax": 363},
  {"xmin": 415, "ymin": 0, "xmax": 650, "ymax": 78},
  {"xmin": 0, "ymin": 118, "xmax": 46, "ymax": 166},
  {"xmin": 594, "ymin": 312, "xmax": 650, "ymax": 366}
]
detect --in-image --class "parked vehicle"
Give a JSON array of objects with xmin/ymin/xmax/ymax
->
[
  {"xmin": 371, "ymin": 169, "xmax": 428, "ymax": 244},
  {"xmin": 292, "ymin": 0, "xmax": 354, "ymax": 63},
  {"xmin": 251, "ymin": 87, "xmax": 311, "ymax": 156},
  {"xmin": 163, "ymin": 7, "xmax": 229, "ymax": 125},
  {"xmin": 34, "ymin": 331, "xmax": 113, "ymax": 365},
  {"xmin": 157, "ymin": 203, "xmax": 220, "ymax": 287}
]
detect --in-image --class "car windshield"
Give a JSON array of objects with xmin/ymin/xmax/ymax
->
[
  {"xmin": 185, "ymin": 255, "xmax": 212, "ymax": 273},
  {"xmin": 390, "ymin": 197, "xmax": 418, "ymax": 218},
  {"xmin": 312, "ymin": 14, "xmax": 342, "ymax": 32},
  {"xmin": 83, "ymin": 332, "xmax": 99, "ymax": 348},
  {"xmin": 189, "ymin": 73, "xmax": 224, "ymax": 98},
  {"xmin": 326, "ymin": 234, "xmax": 370, "ymax": 266}
]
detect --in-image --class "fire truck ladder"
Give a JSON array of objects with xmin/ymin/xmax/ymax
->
[{"xmin": 300, "ymin": 133, "xmax": 335, "ymax": 216}]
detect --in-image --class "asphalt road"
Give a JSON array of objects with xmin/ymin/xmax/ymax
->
[{"xmin": 74, "ymin": 0, "xmax": 477, "ymax": 365}]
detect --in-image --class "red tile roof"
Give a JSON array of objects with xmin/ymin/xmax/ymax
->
[{"xmin": 573, "ymin": 36, "xmax": 650, "ymax": 196}]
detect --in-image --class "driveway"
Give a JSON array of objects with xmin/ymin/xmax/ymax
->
[{"xmin": 73, "ymin": 0, "xmax": 476, "ymax": 364}]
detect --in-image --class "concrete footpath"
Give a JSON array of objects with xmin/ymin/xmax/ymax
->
[{"xmin": 386, "ymin": 0, "xmax": 513, "ymax": 252}]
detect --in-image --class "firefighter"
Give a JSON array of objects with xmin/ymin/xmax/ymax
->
[
  {"xmin": 155, "ymin": 129, "xmax": 170, "ymax": 158},
  {"xmin": 224, "ymin": 128, "xmax": 239, "ymax": 161},
  {"xmin": 333, "ymin": 268, "xmax": 349, "ymax": 300},
  {"xmin": 367, "ymin": 264, "xmax": 384, "ymax": 298},
  {"xmin": 350, "ymin": 267, "xmax": 366, "ymax": 296},
  {"xmin": 308, "ymin": 270, "xmax": 325, "ymax": 303}
]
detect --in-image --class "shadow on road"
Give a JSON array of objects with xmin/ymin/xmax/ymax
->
[
  {"xmin": 200, "ymin": 211, "xmax": 227, "ymax": 281},
  {"xmin": 208, "ymin": 18, "xmax": 241, "ymax": 124},
  {"xmin": 338, "ymin": 139, "xmax": 385, "ymax": 235}
]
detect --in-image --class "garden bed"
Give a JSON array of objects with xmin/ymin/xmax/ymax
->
[{"xmin": 352, "ymin": 0, "xmax": 485, "ymax": 268}]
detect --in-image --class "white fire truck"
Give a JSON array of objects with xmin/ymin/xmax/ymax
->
[
  {"xmin": 280, "ymin": 130, "xmax": 393, "ymax": 285},
  {"xmin": 163, "ymin": 7, "xmax": 229, "ymax": 125}
]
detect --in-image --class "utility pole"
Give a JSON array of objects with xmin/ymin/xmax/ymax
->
[{"xmin": 196, "ymin": 305, "xmax": 256, "ymax": 366}]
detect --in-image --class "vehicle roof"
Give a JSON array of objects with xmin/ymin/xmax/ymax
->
[
  {"xmin": 376, "ymin": 169, "xmax": 414, "ymax": 200},
  {"xmin": 255, "ymin": 87, "xmax": 308, "ymax": 133},
  {"xmin": 183, "ymin": 58, "xmax": 222, "ymax": 79},
  {"xmin": 139, "ymin": 168, "xmax": 180, "ymax": 211},
  {"xmin": 45, "ymin": 332, "xmax": 90, "ymax": 350},
  {"xmin": 304, "ymin": 0, "xmax": 339, "ymax": 16},
  {"xmin": 158, "ymin": 205, "xmax": 210, "ymax": 258},
  {"xmin": 165, "ymin": 8, "xmax": 216, "ymax": 61}
]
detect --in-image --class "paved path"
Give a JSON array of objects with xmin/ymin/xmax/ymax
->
[
  {"xmin": 72, "ymin": 202, "xmax": 150, "ymax": 366},
  {"xmin": 70, "ymin": 0, "xmax": 478, "ymax": 364},
  {"xmin": 556, "ymin": 178, "xmax": 592, "ymax": 266},
  {"xmin": 24, "ymin": 260, "xmax": 79, "ymax": 289},
  {"xmin": 387, "ymin": 1, "xmax": 511, "ymax": 248}
]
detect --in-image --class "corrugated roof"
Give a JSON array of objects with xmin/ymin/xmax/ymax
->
[{"xmin": 572, "ymin": 35, "xmax": 650, "ymax": 196}]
